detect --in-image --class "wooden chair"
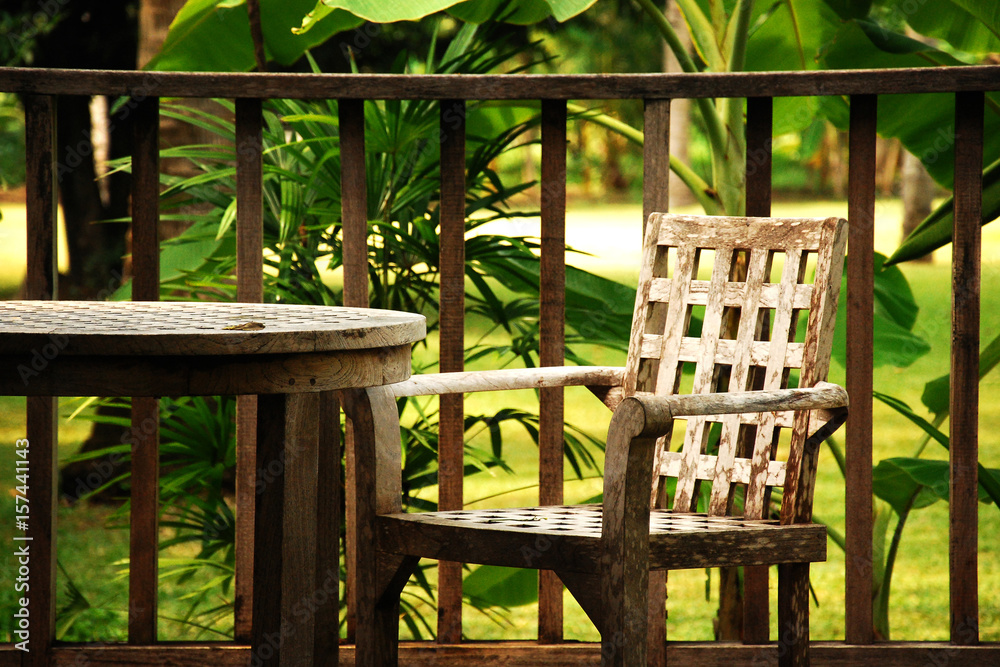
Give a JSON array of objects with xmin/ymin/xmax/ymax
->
[{"xmin": 342, "ymin": 213, "xmax": 849, "ymax": 666}]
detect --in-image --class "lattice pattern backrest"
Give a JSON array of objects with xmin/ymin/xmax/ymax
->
[{"xmin": 622, "ymin": 214, "xmax": 847, "ymax": 520}]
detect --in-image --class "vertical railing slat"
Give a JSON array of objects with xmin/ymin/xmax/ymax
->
[
  {"xmin": 128, "ymin": 95, "xmax": 160, "ymax": 645},
  {"xmin": 642, "ymin": 98, "xmax": 670, "ymax": 662},
  {"xmin": 234, "ymin": 97, "xmax": 264, "ymax": 642},
  {"xmin": 950, "ymin": 90, "xmax": 983, "ymax": 645},
  {"xmin": 642, "ymin": 99, "xmax": 671, "ymax": 224},
  {"xmin": 341, "ymin": 99, "xmax": 369, "ymax": 308},
  {"xmin": 437, "ymin": 98, "xmax": 467, "ymax": 644},
  {"xmin": 743, "ymin": 95, "xmax": 773, "ymax": 645},
  {"xmin": 745, "ymin": 97, "xmax": 773, "ymax": 218},
  {"xmin": 845, "ymin": 93, "xmax": 876, "ymax": 645},
  {"xmin": 538, "ymin": 99, "xmax": 567, "ymax": 643},
  {"xmin": 316, "ymin": 391, "xmax": 342, "ymax": 665},
  {"xmin": 23, "ymin": 93, "xmax": 58, "ymax": 667},
  {"xmin": 339, "ymin": 97, "xmax": 367, "ymax": 640}
]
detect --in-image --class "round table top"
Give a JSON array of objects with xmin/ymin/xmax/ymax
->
[{"xmin": 0, "ymin": 301, "xmax": 426, "ymax": 356}]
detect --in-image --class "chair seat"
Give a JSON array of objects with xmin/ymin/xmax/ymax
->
[{"xmin": 376, "ymin": 505, "xmax": 827, "ymax": 573}]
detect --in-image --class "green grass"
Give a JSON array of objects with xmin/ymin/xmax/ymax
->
[{"xmin": 1, "ymin": 196, "xmax": 999, "ymax": 642}]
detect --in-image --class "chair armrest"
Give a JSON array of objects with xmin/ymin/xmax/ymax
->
[
  {"xmin": 389, "ymin": 365, "xmax": 625, "ymax": 399},
  {"xmin": 626, "ymin": 381, "xmax": 848, "ymax": 438}
]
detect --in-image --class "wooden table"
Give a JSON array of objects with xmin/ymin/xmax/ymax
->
[{"xmin": 0, "ymin": 300, "xmax": 425, "ymax": 666}]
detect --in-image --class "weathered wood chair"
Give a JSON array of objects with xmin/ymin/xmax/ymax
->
[{"xmin": 342, "ymin": 213, "xmax": 849, "ymax": 666}]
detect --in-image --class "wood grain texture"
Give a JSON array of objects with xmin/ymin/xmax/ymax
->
[
  {"xmin": 390, "ymin": 366, "xmax": 624, "ymax": 397},
  {"xmin": 950, "ymin": 90, "xmax": 983, "ymax": 645},
  {"xmin": 0, "ymin": 346, "xmax": 415, "ymax": 397},
  {"xmin": 131, "ymin": 96, "xmax": 159, "ymax": 301},
  {"xmin": 234, "ymin": 394, "xmax": 256, "ymax": 642},
  {"xmin": 281, "ymin": 393, "xmax": 321, "ymax": 666},
  {"xmin": 128, "ymin": 98, "xmax": 161, "ymax": 641},
  {"xmin": 643, "ymin": 99, "xmax": 670, "ymax": 226},
  {"xmin": 845, "ymin": 93, "xmax": 876, "ymax": 645},
  {"xmin": 236, "ymin": 98, "xmax": 264, "ymax": 304},
  {"xmin": 252, "ymin": 394, "xmax": 287, "ymax": 667},
  {"xmin": 128, "ymin": 396, "xmax": 159, "ymax": 645},
  {"xmin": 641, "ymin": 98, "xmax": 671, "ymax": 665},
  {"xmin": 539, "ymin": 98, "xmax": 567, "ymax": 644},
  {"xmin": 25, "ymin": 397, "xmax": 56, "ymax": 667},
  {"xmin": 339, "ymin": 96, "xmax": 368, "ymax": 641},
  {"xmin": 0, "ymin": 302, "xmax": 425, "ymax": 355},
  {"xmin": 438, "ymin": 98, "xmax": 467, "ymax": 644},
  {"xmin": 235, "ymin": 97, "xmax": 264, "ymax": 643},
  {"xmin": 342, "ymin": 386, "xmax": 406, "ymax": 667},
  {"xmin": 23, "ymin": 94, "xmax": 56, "ymax": 301},
  {"xmin": 745, "ymin": 97, "xmax": 773, "ymax": 218},
  {"xmin": 315, "ymin": 391, "xmax": 341, "ymax": 666},
  {"xmin": 376, "ymin": 507, "xmax": 826, "ymax": 573},
  {"xmin": 340, "ymin": 98, "xmax": 368, "ymax": 308},
  {"xmin": 601, "ymin": 401, "xmax": 655, "ymax": 666},
  {"xmin": 1, "ymin": 641, "xmax": 994, "ymax": 666},
  {"xmin": 6, "ymin": 65, "xmax": 1000, "ymax": 100},
  {"xmin": 778, "ymin": 562, "xmax": 810, "ymax": 666},
  {"xmin": 23, "ymin": 93, "xmax": 57, "ymax": 667}
]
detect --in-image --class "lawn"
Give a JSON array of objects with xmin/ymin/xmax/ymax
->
[{"xmin": 1, "ymin": 195, "xmax": 999, "ymax": 642}]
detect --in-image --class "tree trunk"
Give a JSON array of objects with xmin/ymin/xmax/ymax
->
[
  {"xmin": 900, "ymin": 150, "xmax": 936, "ymax": 263},
  {"xmin": 663, "ymin": 1, "xmax": 694, "ymax": 208},
  {"xmin": 23, "ymin": 0, "xmax": 138, "ymax": 298}
]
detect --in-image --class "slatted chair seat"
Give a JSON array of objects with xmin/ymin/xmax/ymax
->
[
  {"xmin": 343, "ymin": 213, "xmax": 849, "ymax": 667},
  {"xmin": 377, "ymin": 506, "xmax": 827, "ymax": 573}
]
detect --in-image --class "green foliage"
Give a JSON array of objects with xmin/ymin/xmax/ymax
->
[
  {"xmin": 296, "ymin": 0, "xmax": 598, "ymax": 35},
  {"xmin": 859, "ymin": 388, "xmax": 1000, "ymax": 638},
  {"xmin": 0, "ymin": 94, "xmax": 25, "ymax": 188},
  {"xmin": 146, "ymin": 0, "xmax": 364, "ymax": 71},
  {"xmin": 831, "ymin": 254, "xmax": 929, "ymax": 370},
  {"xmin": 101, "ymin": 19, "xmax": 624, "ymax": 636}
]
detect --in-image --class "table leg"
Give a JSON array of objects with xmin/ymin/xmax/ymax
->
[{"xmin": 253, "ymin": 393, "xmax": 321, "ymax": 666}]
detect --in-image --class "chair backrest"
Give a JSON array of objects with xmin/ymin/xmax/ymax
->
[{"xmin": 622, "ymin": 213, "xmax": 847, "ymax": 522}]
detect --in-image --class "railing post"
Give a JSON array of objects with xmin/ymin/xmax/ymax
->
[
  {"xmin": 846, "ymin": 93, "xmax": 877, "ymax": 645},
  {"xmin": 339, "ymin": 97, "xmax": 368, "ymax": 641},
  {"xmin": 23, "ymin": 92, "xmax": 58, "ymax": 667},
  {"xmin": 438, "ymin": 98, "xmax": 467, "ymax": 644},
  {"xmin": 642, "ymin": 97, "xmax": 670, "ymax": 663},
  {"xmin": 235, "ymin": 97, "xmax": 264, "ymax": 643},
  {"xmin": 539, "ymin": 98, "xmax": 567, "ymax": 644},
  {"xmin": 129, "ymin": 95, "xmax": 161, "ymax": 645},
  {"xmin": 950, "ymin": 90, "xmax": 982, "ymax": 645},
  {"xmin": 743, "ymin": 95, "xmax": 773, "ymax": 645}
]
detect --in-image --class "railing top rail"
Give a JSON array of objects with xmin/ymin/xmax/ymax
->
[{"xmin": 2, "ymin": 65, "xmax": 1000, "ymax": 100}]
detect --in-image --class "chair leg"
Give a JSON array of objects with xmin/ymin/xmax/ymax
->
[
  {"xmin": 777, "ymin": 562, "xmax": 810, "ymax": 667},
  {"xmin": 355, "ymin": 554, "xmax": 420, "ymax": 667},
  {"xmin": 601, "ymin": 564, "xmax": 649, "ymax": 667}
]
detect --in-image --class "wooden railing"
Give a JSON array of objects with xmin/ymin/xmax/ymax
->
[{"xmin": 1, "ymin": 65, "xmax": 999, "ymax": 665}]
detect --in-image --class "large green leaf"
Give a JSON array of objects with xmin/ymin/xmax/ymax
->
[
  {"xmin": 822, "ymin": 21, "xmax": 1000, "ymax": 189},
  {"xmin": 921, "ymin": 329, "xmax": 1000, "ymax": 415},
  {"xmin": 873, "ymin": 457, "xmax": 999, "ymax": 514},
  {"xmin": 296, "ymin": 0, "xmax": 597, "ymax": 33},
  {"xmin": 831, "ymin": 253, "xmax": 930, "ymax": 369},
  {"xmin": 463, "ymin": 565, "xmax": 538, "ymax": 608},
  {"xmin": 449, "ymin": 0, "xmax": 555, "ymax": 24},
  {"xmin": 872, "ymin": 457, "xmax": 948, "ymax": 514},
  {"xmin": 743, "ymin": 0, "xmax": 843, "ymax": 136},
  {"xmin": 903, "ymin": 0, "xmax": 1000, "ymax": 56},
  {"xmin": 887, "ymin": 157, "xmax": 1000, "ymax": 265},
  {"xmin": 875, "ymin": 391, "xmax": 1000, "ymax": 508},
  {"xmin": 147, "ymin": 0, "xmax": 363, "ymax": 71}
]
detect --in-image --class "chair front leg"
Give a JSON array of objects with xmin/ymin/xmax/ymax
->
[
  {"xmin": 341, "ymin": 385, "xmax": 406, "ymax": 667},
  {"xmin": 777, "ymin": 562, "xmax": 810, "ymax": 667},
  {"xmin": 600, "ymin": 399, "xmax": 659, "ymax": 666},
  {"xmin": 355, "ymin": 554, "xmax": 420, "ymax": 667}
]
